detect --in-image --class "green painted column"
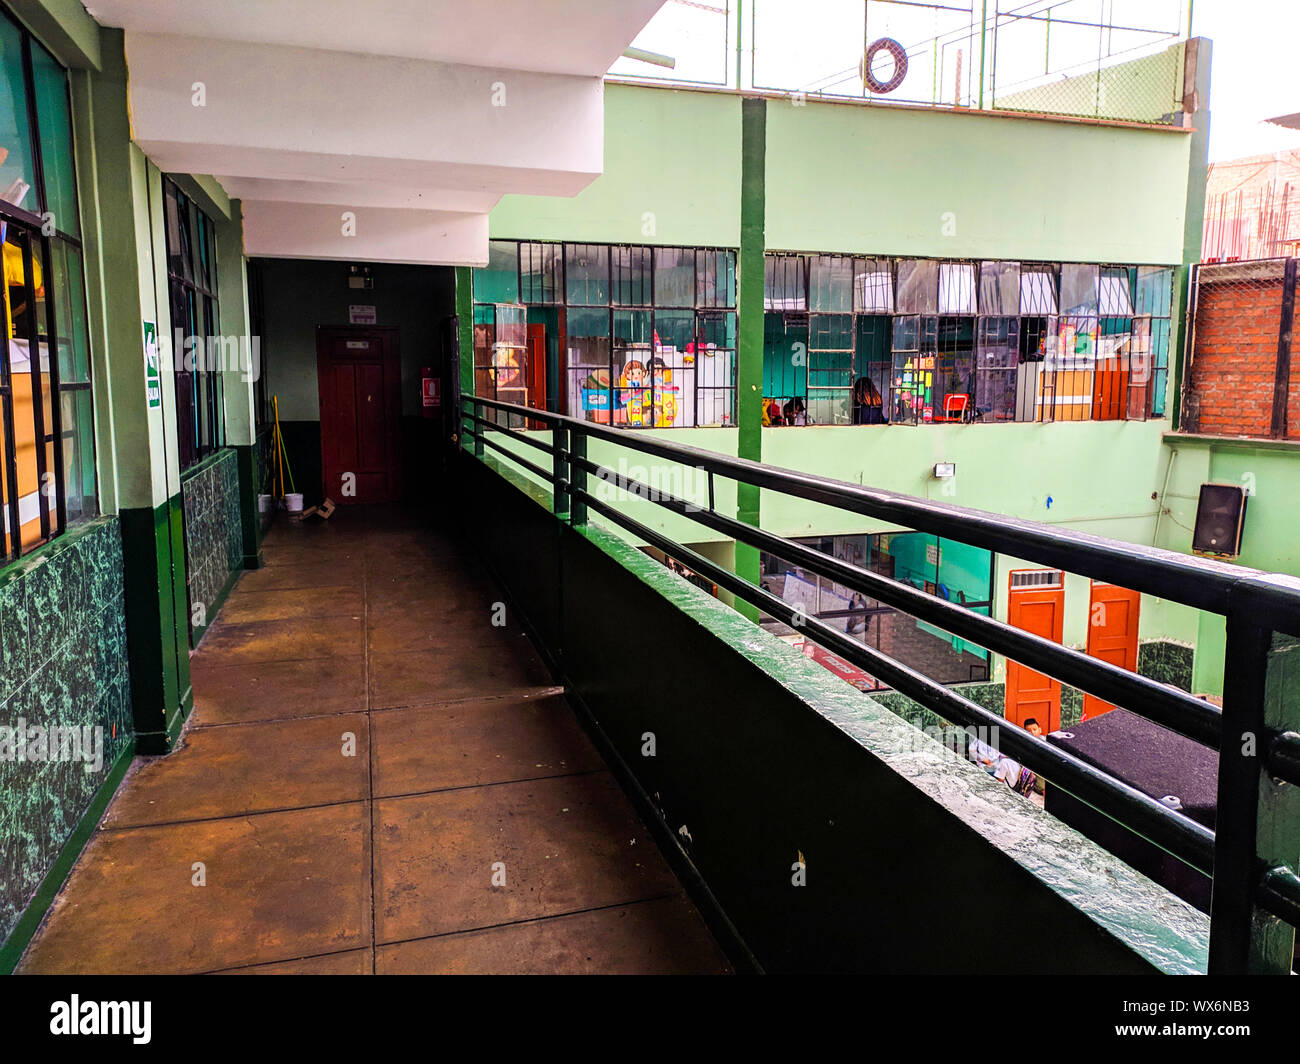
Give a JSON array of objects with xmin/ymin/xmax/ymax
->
[
  {"xmin": 1171, "ymin": 38, "xmax": 1212, "ymax": 430},
  {"xmin": 734, "ymin": 97, "xmax": 767, "ymax": 621},
  {"xmin": 76, "ymin": 31, "xmax": 191, "ymax": 753},
  {"xmin": 455, "ymin": 265, "xmax": 474, "ymax": 426}
]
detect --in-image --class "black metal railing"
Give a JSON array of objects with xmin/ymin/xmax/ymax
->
[{"xmin": 459, "ymin": 394, "xmax": 1300, "ymax": 975}]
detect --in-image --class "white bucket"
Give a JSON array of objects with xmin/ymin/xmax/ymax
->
[
  {"xmin": 257, "ymin": 494, "xmax": 272, "ymax": 514},
  {"xmin": 285, "ymin": 492, "xmax": 304, "ymax": 514}
]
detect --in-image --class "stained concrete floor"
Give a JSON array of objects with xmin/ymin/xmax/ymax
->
[{"xmin": 19, "ymin": 507, "xmax": 730, "ymax": 975}]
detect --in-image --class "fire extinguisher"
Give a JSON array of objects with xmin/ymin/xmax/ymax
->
[{"xmin": 420, "ymin": 366, "xmax": 441, "ymax": 418}]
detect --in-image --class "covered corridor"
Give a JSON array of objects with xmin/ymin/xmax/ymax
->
[{"xmin": 17, "ymin": 508, "xmax": 729, "ymax": 974}]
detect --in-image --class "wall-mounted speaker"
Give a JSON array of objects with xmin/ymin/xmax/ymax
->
[{"xmin": 1191, "ymin": 482, "xmax": 1248, "ymax": 557}]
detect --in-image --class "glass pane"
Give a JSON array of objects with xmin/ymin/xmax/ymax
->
[
  {"xmin": 564, "ymin": 243, "xmax": 608, "ymax": 305},
  {"xmin": 4, "ymin": 226, "xmax": 43, "ymax": 546},
  {"xmin": 809, "ymin": 254, "xmax": 853, "ymax": 313},
  {"xmin": 696, "ymin": 249, "xmax": 735, "ymax": 308},
  {"xmin": 1135, "ymin": 266, "xmax": 1173, "ymax": 316},
  {"xmin": 764, "ymin": 313, "xmax": 807, "ymax": 414},
  {"xmin": 975, "ymin": 317, "xmax": 1019, "ymax": 423},
  {"xmin": 1060, "ymin": 263, "xmax": 1099, "ymax": 316},
  {"xmin": 475, "ymin": 240, "xmax": 518, "ymax": 303},
  {"xmin": 195, "ymin": 212, "xmax": 212, "ymax": 292},
  {"xmin": 565, "ymin": 306, "xmax": 611, "ymax": 422},
  {"xmin": 979, "ymin": 261, "xmax": 1019, "ymax": 315},
  {"xmin": 612, "ymin": 246, "xmax": 652, "ymax": 306},
  {"xmin": 59, "ymin": 387, "xmax": 95, "ymax": 522},
  {"xmin": 32, "ymin": 43, "xmax": 77, "ymax": 236},
  {"xmin": 0, "ymin": 15, "xmax": 37, "ymax": 213},
  {"xmin": 854, "ymin": 258, "xmax": 894, "ymax": 313},
  {"xmin": 895, "ymin": 260, "xmax": 938, "ymax": 314},
  {"xmin": 807, "ymin": 313, "xmax": 854, "ymax": 425},
  {"xmin": 650, "ymin": 308, "xmax": 693, "ymax": 426},
  {"xmin": 764, "ymin": 253, "xmax": 806, "ymax": 311},
  {"xmin": 1020, "ymin": 267, "xmax": 1058, "ymax": 315},
  {"xmin": 938, "ymin": 263, "xmax": 976, "ymax": 315},
  {"xmin": 654, "ymin": 246, "xmax": 694, "ymax": 307},
  {"xmin": 613, "ymin": 308, "xmax": 653, "ymax": 425},
  {"xmin": 694, "ymin": 311, "xmax": 735, "ymax": 426},
  {"xmin": 164, "ymin": 184, "xmax": 193, "ymax": 282},
  {"xmin": 1099, "ymin": 267, "xmax": 1133, "ymax": 316},
  {"xmin": 519, "ymin": 241, "xmax": 561, "ymax": 303},
  {"xmin": 50, "ymin": 240, "xmax": 90, "ymax": 381},
  {"xmin": 890, "ymin": 314, "xmax": 938, "ymax": 424}
]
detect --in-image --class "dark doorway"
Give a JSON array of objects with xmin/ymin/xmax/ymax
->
[{"xmin": 316, "ymin": 325, "xmax": 402, "ymax": 504}]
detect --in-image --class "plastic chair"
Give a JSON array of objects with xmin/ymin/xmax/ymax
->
[{"xmin": 939, "ymin": 393, "xmax": 969, "ymax": 422}]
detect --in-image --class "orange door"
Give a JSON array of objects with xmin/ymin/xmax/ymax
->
[
  {"xmin": 1081, "ymin": 581, "xmax": 1141, "ymax": 721},
  {"xmin": 1005, "ymin": 569, "xmax": 1065, "ymax": 733}
]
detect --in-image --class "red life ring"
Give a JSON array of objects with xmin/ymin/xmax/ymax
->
[{"xmin": 861, "ymin": 37, "xmax": 908, "ymax": 95}]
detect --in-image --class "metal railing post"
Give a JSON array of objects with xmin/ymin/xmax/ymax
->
[
  {"xmin": 570, "ymin": 429, "xmax": 587, "ymax": 527},
  {"xmin": 471, "ymin": 401, "xmax": 483, "ymax": 458},
  {"xmin": 553, "ymin": 423, "xmax": 569, "ymax": 520},
  {"xmin": 1208, "ymin": 609, "xmax": 1271, "ymax": 973}
]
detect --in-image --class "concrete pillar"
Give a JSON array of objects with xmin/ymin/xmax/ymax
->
[
  {"xmin": 734, "ymin": 97, "xmax": 766, "ymax": 621},
  {"xmin": 74, "ymin": 30, "xmax": 190, "ymax": 753}
]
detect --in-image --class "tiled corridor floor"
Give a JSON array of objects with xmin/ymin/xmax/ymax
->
[{"xmin": 19, "ymin": 507, "xmax": 729, "ymax": 974}]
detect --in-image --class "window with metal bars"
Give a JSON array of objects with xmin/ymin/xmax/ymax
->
[
  {"xmin": 472, "ymin": 241, "xmax": 737, "ymax": 429},
  {"xmin": 0, "ymin": 10, "xmax": 97, "ymax": 563},
  {"xmin": 163, "ymin": 178, "xmax": 223, "ymax": 470}
]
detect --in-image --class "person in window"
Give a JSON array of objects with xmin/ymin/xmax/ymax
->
[
  {"xmin": 783, "ymin": 396, "xmax": 807, "ymax": 426},
  {"xmin": 764, "ymin": 397, "xmax": 785, "ymax": 426},
  {"xmin": 852, "ymin": 376, "xmax": 883, "ymax": 424},
  {"xmin": 847, "ymin": 592, "xmax": 870, "ymax": 638}
]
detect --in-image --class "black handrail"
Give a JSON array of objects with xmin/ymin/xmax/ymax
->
[{"xmin": 459, "ymin": 394, "xmax": 1300, "ymax": 974}]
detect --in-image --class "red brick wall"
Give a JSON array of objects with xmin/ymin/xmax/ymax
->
[{"xmin": 1184, "ymin": 274, "xmax": 1284, "ymax": 437}]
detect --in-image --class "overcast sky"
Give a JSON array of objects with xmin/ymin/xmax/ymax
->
[{"xmin": 1192, "ymin": 0, "xmax": 1300, "ymax": 161}]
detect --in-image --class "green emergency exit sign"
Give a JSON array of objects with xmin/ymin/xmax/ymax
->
[{"xmin": 144, "ymin": 321, "xmax": 161, "ymax": 409}]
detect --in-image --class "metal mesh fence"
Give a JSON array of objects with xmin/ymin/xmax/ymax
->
[
  {"xmin": 1182, "ymin": 259, "xmax": 1300, "ymax": 440},
  {"xmin": 609, "ymin": 0, "xmax": 1193, "ymax": 128}
]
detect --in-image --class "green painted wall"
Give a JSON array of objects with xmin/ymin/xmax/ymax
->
[
  {"xmin": 1158, "ymin": 437, "xmax": 1300, "ymax": 695},
  {"xmin": 258, "ymin": 258, "xmax": 455, "ymax": 421},
  {"xmin": 489, "ymin": 84, "xmax": 743, "ymax": 247},
  {"xmin": 764, "ymin": 97, "xmax": 1191, "ymax": 264},
  {"xmin": 475, "ymin": 81, "xmax": 1213, "ymax": 672}
]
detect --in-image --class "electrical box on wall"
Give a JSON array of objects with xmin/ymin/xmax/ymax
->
[{"xmin": 347, "ymin": 264, "xmax": 374, "ymax": 289}]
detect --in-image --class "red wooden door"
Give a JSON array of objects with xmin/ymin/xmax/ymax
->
[
  {"xmin": 1081, "ymin": 581, "xmax": 1141, "ymax": 721},
  {"xmin": 317, "ymin": 326, "xmax": 402, "ymax": 504},
  {"xmin": 1005, "ymin": 569, "xmax": 1065, "ymax": 734}
]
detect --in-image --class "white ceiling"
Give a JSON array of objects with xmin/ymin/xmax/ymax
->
[
  {"xmin": 86, "ymin": 0, "xmax": 664, "ymax": 77},
  {"xmin": 97, "ymin": 1, "xmax": 665, "ymax": 264}
]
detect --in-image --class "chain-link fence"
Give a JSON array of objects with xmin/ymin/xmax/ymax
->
[{"xmin": 1182, "ymin": 259, "xmax": 1300, "ymax": 440}]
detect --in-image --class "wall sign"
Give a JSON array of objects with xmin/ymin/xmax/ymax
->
[
  {"xmin": 349, "ymin": 304, "xmax": 377, "ymax": 325},
  {"xmin": 143, "ymin": 320, "xmax": 161, "ymax": 409}
]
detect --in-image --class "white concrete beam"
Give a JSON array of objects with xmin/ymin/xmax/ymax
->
[
  {"xmin": 124, "ymin": 32, "xmax": 604, "ymax": 197},
  {"xmin": 240, "ymin": 200, "xmax": 489, "ymax": 267},
  {"xmin": 92, "ymin": 0, "xmax": 663, "ymax": 77},
  {"xmin": 216, "ymin": 176, "xmax": 501, "ymax": 214}
]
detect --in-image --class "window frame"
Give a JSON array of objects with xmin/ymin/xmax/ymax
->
[
  {"xmin": 474, "ymin": 239, "xmax": 739, "ymax": 430},
  {"xmin": 162, "ymin": 176, "xmax": 224, "ymax": 471},
  {"xmin": 0, "ymin": 7, "xmax": 96, "ymax": 563}
]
